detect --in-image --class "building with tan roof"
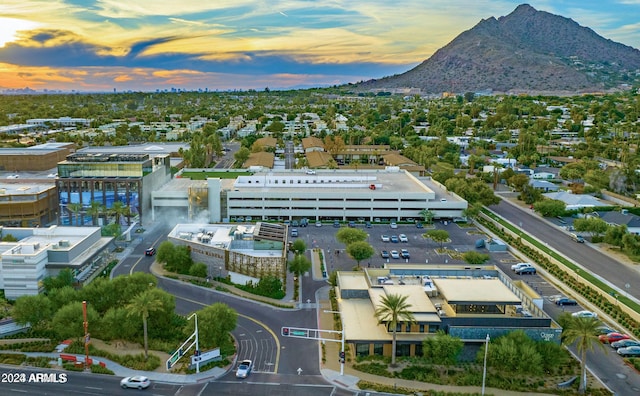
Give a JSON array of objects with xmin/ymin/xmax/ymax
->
[
  {"xmin": 306, "ymin": 151, "xmax": 334, "ymax": 168},
  {"xmin": 243, "ymin": 151, "xmax": 275, "ymax": 168},
  {"xmin": 301, "ymin": 137, "xmax": 325, "ymax": 153},
  {"xmin": 253, "ymin": 137, "xmax": 277, "ymax": 150},
  {"xmin": 335, "ymin": 265, "xmax": 560, "ymax": 359}
]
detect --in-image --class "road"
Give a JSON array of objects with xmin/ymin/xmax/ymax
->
[
  {"xmin": 101, "ymin": 206, "xmax": 640, "ymax": 395},
  {"xmin": 491, "ymin": 199, "xmax": 640, "ymax": 300},
  {"xmin": 490, "ymin": 199, "xmax": 640, "ymax": 394}
]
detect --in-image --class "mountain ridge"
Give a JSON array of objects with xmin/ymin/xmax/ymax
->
[{"xmin": 356, "ymin": 4, "xmax": 640, "ymax": 95}]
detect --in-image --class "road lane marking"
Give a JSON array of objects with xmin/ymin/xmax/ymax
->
[{"xmin": 174, "ymin": 294, "xmax": 281, "ymax": 373}]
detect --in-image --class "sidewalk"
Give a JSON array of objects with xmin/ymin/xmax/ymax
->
[{"xmin": 1, "ymin": 350, "xmax": 226, "ymax": 384}]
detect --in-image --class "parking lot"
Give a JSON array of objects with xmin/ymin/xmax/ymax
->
[{"xmin": 295, "ymin": 220, "xmax": 595, "ymax": 316}]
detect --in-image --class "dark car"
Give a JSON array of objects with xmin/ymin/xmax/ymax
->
[
  {"xmin": 333, "ymin": 220, "xmax": 340, "ymax": 228},
  {"xmin": 416, "ymin": 222, "xmax": 424, "ymax": 228},
  {"xmin": 390, "ymin": 235, "xmax": 399, "ymax": 243},
  {"xmin": 145, "ymin": 247, "xmax": 156, "ymax": 256},
  {"xmin": 555, "ymin": 297, "xmax": 577, "ymax": 306},
  {"xmin": 516, "ymin": 266, "xmax": 536, "ymax": 275}
]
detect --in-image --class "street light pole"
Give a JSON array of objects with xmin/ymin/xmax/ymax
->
[
  {"xmin": 481, "ymin": 334, "xmax": 490, "ymax": 395},
  {"xmin": 189, "ymin": 313, "xmax": 200, "ymax": 373}
]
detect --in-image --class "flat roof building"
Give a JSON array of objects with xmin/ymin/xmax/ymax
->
[
  {"xmin": 335, "ymin": 265, "xmax": 560, "ymax": 359},
  {"xmin": 0, "ymin": 225, "xmax": 113, "ymax": 299}
]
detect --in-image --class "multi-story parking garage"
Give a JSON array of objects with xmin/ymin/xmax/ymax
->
[{"xmin": 153, "ymin": 167, "xmax": 467, "ymax": 223}]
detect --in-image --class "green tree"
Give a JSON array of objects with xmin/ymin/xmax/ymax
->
[
  {"xmin": 234, "ymin": 147, "xmax": 251, "ymax": 166},
  {"xmin": 425, "ymin": 229, "xmax": 449, "ymax": 248},
  {"xmin": 99, "ymin": 307, "xmax": 138, "ymax": 341},
  {"xmin": 289, "ymin": 254, "xmax": 312, "ymax": 277},
  {"xmin": 47, "ymin": 285, "xmax": 81, "ymax": 311},
  {"xmin": 42, "ymin": 268, "xmax": 75, "ymax": 293},
  {"xmin": 291, "ymin": 239, "xmax": 307, "ymax": 255},
  {"xmin": 573, "ymin": 217, "xmax": 609, "ymax": 237},
  {"xmin": 335, "ymin": 228, "xmax": 368, "ymax": 246},
  {"xmin": 562, "ymin": 316, "xmax": 605, "ymax": 394},
  {"xmin": 419, "ymin": 209, "xmax": 435, "ymax": 225},
  {"xmin": 422, "ymin": 330, "xmax": 464, "ymax": 364},
  {"xmin": 508, "ymin": 173, "xmax": 530, "ymax": 192},
  {"xmin": 126, "ymin": 289, "xmax": 165, "ymax": 359},
  {"xmin": 51, "ymin": 301, "xmax": 100, "ymax": 340},
  {"xmin": 519, "ymin": 183, "xmax": 543, "ymax": 204},
  {"xmin": 346, "ymin": 241, "xmax": 375, "ymax": 268},
  {"xmin": 12, "ymin": 294, "xmax": 54, "ymax": 330},
  {"xmin": 86, "ymin": 201, "xmax": 104, "ymax": 226},
  {"xmin": 532, "ymin": 199, "xmax": 566, "ymax": 217},
  {"xmin": 374, "ymin": 294, "xmax": 415, "ymax": 366},
  {"xmin": 189, "ymin": 263, "xmax": 208, "ymax": 278},
  {"xmin": 604, "ymin": 224, "xmax": 627, "ymax": 247},
  {"xmin": 185, "ymin": 303, "xmax": 237, "ymax": 348}
]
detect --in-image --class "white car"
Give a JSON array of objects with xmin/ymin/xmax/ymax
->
[
  {"xmin": 511, "ymin": 262, "xmax": 532, "ymax": 271},
  {"xmin": 120, "ymin": 376, "xmax": 150, "ymax": 389},
  {"xmin": 399, "ymin": 234, "xmax": 408, "ymax": 242},
  {"xmin": 390, "ymin": 222, "xmax": 398, "ymax": 229},
  {"xmin": 572, "ymin": 310, "xmax": 598, "ymax": 318},
  {"xmin": 6, "ymin": 174, "xmax": 19, "ymax": 179},
  {"xmin": 381, "ymin": 235, "xmax": 390, "ymax": 242},
  {"xmin": 236, "ymin": 359, "xmax": 253, "ymax": 378},
  {"xmin": 390, "ymin": 250, "xmax": 400, "ymax": 259},
  {"xmin": 315, "ymin": 221, "xmax": 322, "ymax": 227}
]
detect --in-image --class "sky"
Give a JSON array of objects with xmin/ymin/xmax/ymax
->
[{"xmin": 1, "ymin": 1, "xmax": 639, "ymax": 93}]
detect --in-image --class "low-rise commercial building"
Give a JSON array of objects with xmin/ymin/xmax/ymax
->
[
  {"xmin": 336, "ymin": 265, "xmax": 560, "ymax": 359},
  {"xmin": 0, "ymin": 225, "xmax": 113, "ymax": 299},
  {"xmin": 167, "ymin": 222, "xmax": 287, "ymax": 282}
]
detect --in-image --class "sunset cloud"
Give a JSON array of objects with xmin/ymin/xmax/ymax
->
[{"xmin": 0, "ymin": 0, "xmax": 638, "ymax": 92}]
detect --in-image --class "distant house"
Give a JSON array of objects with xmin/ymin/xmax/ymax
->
[
  {"xmin": 301, "ymin": 137, "xmax": 325, "ymax": 153},
  {"xmin": 542, "ymin": 191, "xmax": 603, "ymax": 210},
  {"xmin": 532, "ymin": 172, "xmax": 555, "ymax": 180},
  {"xmin": 599, "ymin": 210, "xmax": 640, "ymax": 235},
  {"xmin": 529, "ymin": 180, "xmax": 558, "ymax": 192}
]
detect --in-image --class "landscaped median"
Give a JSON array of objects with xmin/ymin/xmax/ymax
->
[{"xmin": 479, "ymin": 209, "xmax": 640, "ymax": 338}]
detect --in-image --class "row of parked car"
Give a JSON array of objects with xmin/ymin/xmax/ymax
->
[
  {"xmin": 381, "ymin": 249, "xmax": 410, "ymax": 259},
  {"xmin": 381, "ymin": 234, "xmax": 409, "ymax": 243}
]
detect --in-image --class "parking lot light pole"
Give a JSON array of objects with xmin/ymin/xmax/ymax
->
[
  {"xmin": 189, "ymin": 313, "xmax": 200, "ymax": 373},
  {"xmin": 481, "ymin": 334, "xmax": 490, "ymax": 395},
  {"xmin": 324, "ymin": 310, "xmax": 345, "ymax": 376}
]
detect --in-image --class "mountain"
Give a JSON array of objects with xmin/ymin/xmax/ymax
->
[{"xmin": 357, "ymin": 4, "xmax": 640, "ymax": 95}]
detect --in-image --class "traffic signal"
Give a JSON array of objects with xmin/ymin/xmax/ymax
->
[
  {"xmin": 282, "ymin": 327, "xmax": 289, "ymax": 336},
  {"xmin": 339, "ymin": 351, "xmax": 345, "ymax": 363}
]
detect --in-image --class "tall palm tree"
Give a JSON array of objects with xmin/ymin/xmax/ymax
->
[
  {"xmin": 126, "ymin": 289, "xmax": 164, "ymax": 360},
  {"xmin": 562, "ymin": 316, "xmax": 605, "ymax": 394},
  {"xmin": 111, "ymin": 201, "xmax": 131, "ymax": 225},
  {"xmin": 86, "ymin": 201, "xmax": 103, "ymax": 226},
  {"xmin": 67, "ymin": 203, "xmax": 83, "ymax": 226},
  {"xmin": 374, "ymin": 293, "xmax": 416, "ymax": 366}
]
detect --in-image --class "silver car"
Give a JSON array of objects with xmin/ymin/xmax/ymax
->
[
  {"xmin": 120, "ymin": 376, "xmax": 150, "ymax": 389},
  {"xmin": 236, "ymin": 359, "xmax": 253, "ymax": 378}
]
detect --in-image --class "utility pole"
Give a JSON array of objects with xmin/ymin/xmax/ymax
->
[{"xmin": 83, "ymin": 300, "xmax": 90, "ymax": 370}]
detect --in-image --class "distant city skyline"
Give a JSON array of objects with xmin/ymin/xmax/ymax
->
[{"xmin": 1, "ymin": 1, "xmax": 639, "ymax": 92}]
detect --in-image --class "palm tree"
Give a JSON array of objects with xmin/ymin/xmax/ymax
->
[
  {"xmin": 562, "ymin": 316, "xmax": 605, "ymax": 394},
  {"xmin": 86, "ymin": 201, "xmax": 103, "ymax": 226},
  {"xmin": 67, "ymin": 203, "xmax": 83, "ymax": 226},
  {"xmin": 126, "ymin": 290, "xmax": 164, "ymax": 360},
  {"xmin": 111, "ymin": 201, "xmax": 131, "ymax": 225},
  {"xmin": 419, "ymin": 208, "xmax": 434, "ymax": 225},
  {"xmin": 374, "ymin": 293, "xmax": 416, "ymax": 366}
]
